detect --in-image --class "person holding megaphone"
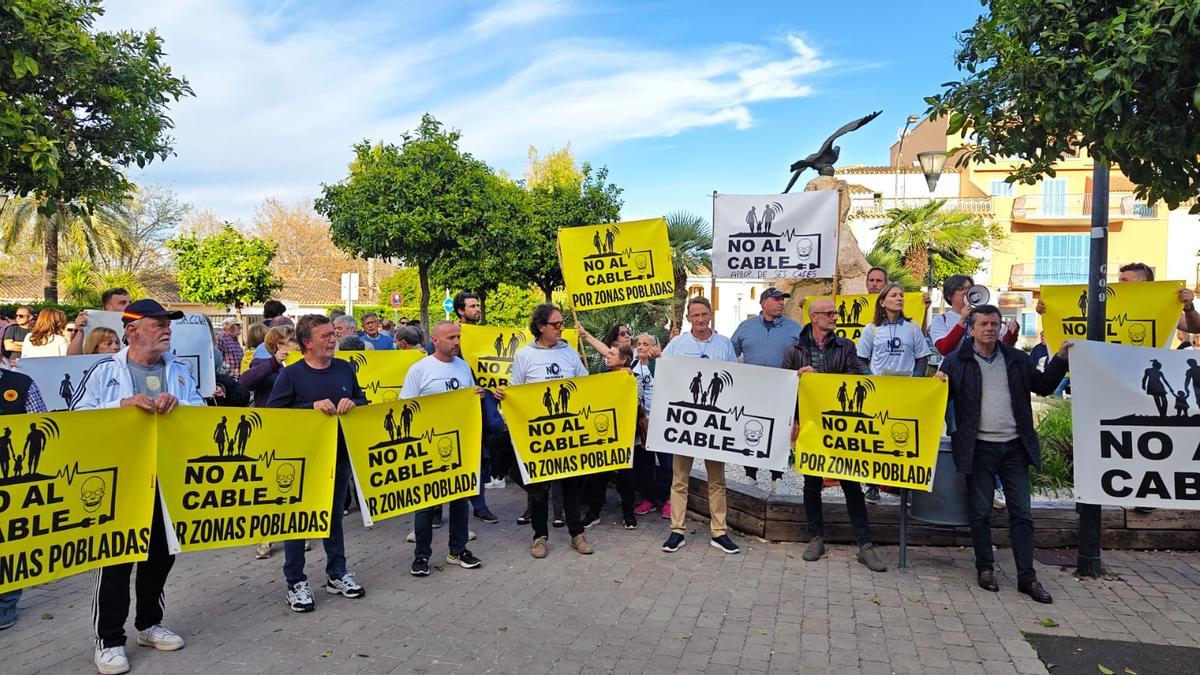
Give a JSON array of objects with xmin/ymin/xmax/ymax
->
[{"xmin": 930, "ymin": 275, "xmax": 1018, "ymax": 357}]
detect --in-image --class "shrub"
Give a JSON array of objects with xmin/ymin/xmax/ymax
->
[{"xmin": 1032, "ymin": 399, "xmax": 1073, "ymax": 496}]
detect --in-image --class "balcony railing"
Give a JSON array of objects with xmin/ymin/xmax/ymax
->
[
  {"xmin": 1009, "ymin": 263, "xmax": 1156, "ymax": 289},
  {"xmin": 848, "ymin": 197, "xmax": 993, "ymax": 219},
  {"xmin": 1011, "ymin": 193, "xmax": 1157, "ymax": 221}
]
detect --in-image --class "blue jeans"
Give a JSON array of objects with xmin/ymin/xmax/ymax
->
[
  {"xmin": 284, "ymin": 458, "xmax": 350, "ymax": 585},
  {"xmin": 968, "ymin": 439, "xmax": 1036, "ymax": 582},
  {"xmin": 0, "ymin": 590, "xmax": 19, "ymax": 610},
  {"xmin": 415, "ymin": 498, "xmax": 470, "ymax": 558}
]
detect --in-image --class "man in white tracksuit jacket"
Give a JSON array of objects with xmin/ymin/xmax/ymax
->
[{"xmin": 71, "ymin": 299, "xmax": 205, "ymax": 675}]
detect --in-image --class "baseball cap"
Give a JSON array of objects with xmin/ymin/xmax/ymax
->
[
  {"xmin": 760, "ymin": 287, "xmax": 791, "ymax": 301},
  {"xmin": 122, "ymin": 299, "xmax": 185, "ymax": 324}
]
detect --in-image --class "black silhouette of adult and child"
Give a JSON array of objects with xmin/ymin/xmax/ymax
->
[
  {"xmin": 383, "ymin": 403, "xmax": 418, "ymax": 442},
  {"xmin": 211, "ymin": 415, "xmax": 254, "ymax": 458},
  {"xmin": 833, "ymin": 380, "xmax": 871, "ymax": 415},
  {"xmin": 591, "ymin": 228, "xmax": 618, "ymax": 256},
  {"xmin": 1141, "ymin": 358, "xmax": 1200, "ymax": 417},
  {"xmin": 491, "ymin": 333, "xmax": 522, "ymax": 359},
  {"xmin": 743, "ymin": 204, "xmax": 780, "ymax": 234},
  {"xmin": 687, "ymin": 372, "xmax": 727, "ymax": 409},
  {"xmin": 541, "ymin": 384, "xmax": 574, "ymax": 417},
  {"xmin": 0, "ymin": 423, "xmax": 48, "ymax": 480}
]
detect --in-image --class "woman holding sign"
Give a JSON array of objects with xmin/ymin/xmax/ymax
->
[{"xmin": 856, "ymin": 284, "xmax": 932, "ymax": 378}]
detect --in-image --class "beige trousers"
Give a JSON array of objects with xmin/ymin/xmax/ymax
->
[{"xmin": 670, "ymin": 455, "xmax": 727, "ymax": 536}]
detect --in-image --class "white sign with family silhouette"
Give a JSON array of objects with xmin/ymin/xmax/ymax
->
[
  {"xmin": 1071, "ymin": 341, "xmax": 1200, "ymax": 509},
  {"xmin": 711, "ymin": 191, "xmax": 839, "ymax": 280},
  {"xmin": 646, "ymin": 355, "xmax": 798, "ymax": 470}
]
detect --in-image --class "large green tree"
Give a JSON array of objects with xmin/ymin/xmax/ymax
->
[
  {"xmin": 166, "ymin": 225, "xmax": 283, "ymax": 324},
  {"xmin": 1, "ymin": 194, "xmax": 132, "ymax": 293},
  {"xmin": 926, "ymin": 0, "xmax": 1200, "ymax": 210},
  {"xmin": 665, "ymin": 210, "xmax": 712, "ymax": 330},
  {"xmin": 0, "ymin": 0, "xmax": 192, "ymax": 299},
  {"xmin": 316, "ymin": 114, "xmax": 507, "ymax": 329},
  {"xmin": 523, "ymin": 162, "xmax": 624, "ymax": 301}
]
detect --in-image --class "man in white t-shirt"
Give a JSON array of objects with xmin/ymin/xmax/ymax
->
[
  {"xmin": 660, "ymin": 296, "xmax": 741, "ymax": 555},
  {"xmin": 402, "ymin": 321, "xmax": 496, "ymax": 577}
]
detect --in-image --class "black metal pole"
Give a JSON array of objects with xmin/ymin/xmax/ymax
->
[{"xmin": 1076, "ymin": 161, "xmax": 1108, "ymax": 578}]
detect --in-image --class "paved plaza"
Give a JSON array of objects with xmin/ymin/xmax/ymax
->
[{"xmin": 7, "ymin": 485, "xmax": 1200, "ymax": 674}]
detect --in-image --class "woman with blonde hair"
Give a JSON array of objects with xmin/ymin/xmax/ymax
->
[
  {"xmin": 83, "ymin": 327, "xmax": 122, "ymax": 354},
  {"xmin": 21, "ymin": 309, "xmax": 69, "ymax": 357}
]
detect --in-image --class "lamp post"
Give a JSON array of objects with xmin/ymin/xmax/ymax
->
[
  {"xmin": 917, "ymin": 150, "xmax": 949, "ymax": 192},
  {"xmin": 894, "ymin": 114, "xmax": 921, "ymax": 203}
]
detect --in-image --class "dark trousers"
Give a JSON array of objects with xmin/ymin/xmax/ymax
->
[
  {"xmin": 527, "ymin": 477, "xmax": 583, "ymax": 538},
  {"xmin": 633, "ymin": 447, "xmax": 671, "ymax": 504},
  {"xmin": 583, "ymin": 469, "xmax": 636, "ymax": 519},
  {"xmin": 94, "ymin": 494, "xmax": 174, "ymax": 648},
  {"xmin": 968, "ymin": 439, "xmax": 1036, "ymax": 582},
  {"xmin": 284, "ymin": 458, "xmax": 350, "ymax": 585},
  {"xmin": 415, "ymin": 498, "xmax": 469, "ymax": 559},
  {"xmin": 487, "ymin": 431, "xmax": 515, "ymax": 481},
  {"xmin": 744, "ymin": 466, "xmax": 784, "ymax": 481},
  {"xmin": 803, "ymin": 475, "xmax": 871, "ymax": 545},
  {"xmin": 469, "ymin": 441, "xmax": 489, "ymax": 512}
]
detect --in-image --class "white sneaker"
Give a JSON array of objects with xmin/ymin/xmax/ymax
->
[
  {"xmin": 469, "ymin": 530, "xmax": 477, "ymax": 541},
  {"xmin": 993, "ymin": 490, "xmax": 1007, "ymax": 509},
  {"xmin": 485, "ymin": 478, "xmax": 506, "ymax": 489},
  {"xmin": 137, "ymin": 624, "xmax": 184, "ymax": 651},
  {"xmin": 287, "ymin": 580, "xmax": 315, "ymax": 612},
  {"xmin": 255, "ymin": 542, "xmax": 272, "ymax": 559},
  {"xmin": 325, "ymin": 572, "xmax": 365, "ymax": 598},
  {"xmin": 406, "ymin": 530, "xmax": 416, "ymax": 543},
  {"xmin": 94, "ymin": 645, "xmax": 130, "ymax": 674}
]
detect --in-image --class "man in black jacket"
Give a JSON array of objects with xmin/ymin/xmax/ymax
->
[
  {"xmin": 783, "ymin": 298, "xmax": 887, "ymax": 572},
  {"xmin": 936, "ymin": 305, "xmax": 1071, "ymax": 603}
]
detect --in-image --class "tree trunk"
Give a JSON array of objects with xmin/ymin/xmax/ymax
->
[
  {"xmin": 43, "ymin": 207, "xmax": 63, "ymax": 302},
  {"xmin": 418, "ymin": 262, "xmax": 431, "ymax": 331},
  {"xmin": 234, "ymin": 302, "xmax": 245, "ymax": 343},
  {"xmin": 541, "ymin": 283, "xmax": 553, "ymax": 303},
  {"xmin": 673, "ymin": 267, "xmax": 688, "ymax": 331},
  {"xmin": 477, "ymin": 287, "xmax": 488, "ymax": 324},
  {"xmin": 905, "ymin": 247, "xmax": 929, "ymax": 284}
]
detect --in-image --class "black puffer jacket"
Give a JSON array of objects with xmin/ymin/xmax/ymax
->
[
  {"xmin": 782, "ymin": 324, "xmax": 866, "ymax": 375},
  {"xmin": 939, "ymin": 338, "xmax": 1068, "ymax": 473}
]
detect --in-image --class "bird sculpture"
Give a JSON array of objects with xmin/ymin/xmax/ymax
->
[{"xmin": 784, "ymin": 110, "xmax": 883, "ymax": 193}]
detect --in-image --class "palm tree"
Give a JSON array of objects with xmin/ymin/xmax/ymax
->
[
  {"xmin": 0, "ymin": 196, "xmax": 132, "ymax": 302},
  {"xmin": 864, "ymin": 248, "xmax": 921, "ymax": 291},
  {"xmin": 872, "ymin": 199, "xmax": 1001, "ymax": 284},
  {"xmin": 60, "ymin": 259, "xmax": 101, "ymax": 306},
  {"xmin": 666, "ymin": 210, "xmax": 713, "ymax": 330}
]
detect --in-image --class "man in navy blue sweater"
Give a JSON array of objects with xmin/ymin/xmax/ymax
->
[{"xmin": 268, "ymin": 314, "xmax": 368, "ymax": 613}]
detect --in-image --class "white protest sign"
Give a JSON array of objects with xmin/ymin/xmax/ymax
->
[
  {"xmin": 646, "ymin": 355, "xmax": 797, "ymax": 470},
  {"xmin": 712, "ymin": 191, "xmax": 839, "ymax": 280},
  {"xmin": 81, "ymin": 310, "xmax": 124, "ymax": 337},
  {"xmin": 170, "ymin": 313, "xmax": 216, "ymax": 397},
  {"xmin": 9, "ymin": 354, "xmax": 108, "ymax": 411},
  {"xmin": 1072, "ymin": 341, "xmax": 1200, "ymax": 508}
]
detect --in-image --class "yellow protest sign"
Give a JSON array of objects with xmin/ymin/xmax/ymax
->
[
  {"xmin": 558, "ymin": 218, "xmax": 675, "ymax": 310},
  {"xmin": 804, "ymin": 292, "xmax": 926, "ymax": 341},
  {"xmin": 156, "ymin": 407, "xmax": 338, "ymax": 553},
  {"xmin": 341, "ymin": 388, "xmax": 482, "ymax": 525},
  {"xmin": 796, "ymin": 374, "xmax": 947, "ymax": 491},
  {"xmin": 286, "ymin": 350, "xmax": 424, "ymax": 403},
  {"xmin": 0, "ymin": 409, "xmax": 156, "ymax": 594},
  {"xmin": 503, "ymin": 371, "xmax": 637, "ymax": 483},
  {"xmin": 460, "ymin": 325, "xmax": 580, "ymax": 388},
  {"xmin": 1041, "ymin": 281, "xmax": 1184, "ymax": 353}
]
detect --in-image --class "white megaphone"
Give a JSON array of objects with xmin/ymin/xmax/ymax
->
[{"xmin": 966, "ymin": 285, "xmax": 991, "ymax": 307}]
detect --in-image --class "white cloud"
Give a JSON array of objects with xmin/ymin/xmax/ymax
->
[
  {"xmin": 471, "ymin": 0, "xmax": 570, "ymax": 37},
  {"xmin": 93, "ymin": 1, "xmax": 831, "ymax": 219}
]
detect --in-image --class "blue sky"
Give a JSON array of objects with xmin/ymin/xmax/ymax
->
[{"xmin": 98, "ymin": 0, "xmax": 986, "ymax": 224}]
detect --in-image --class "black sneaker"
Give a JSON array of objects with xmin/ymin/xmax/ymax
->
[
  {"xmin": 623, "ymin": 516, "xmax": 638, "ymax": 530},
  {"xmin": 516, "ymin": 510, "xmax": 531, "ymax": 525},
  {"xmin": 662, "ymin": 533, "xmax": 686, "ymax": 552},
  {"xmin": 865, "ymin": 486, "xmax": 881, "ymax": 504},
  {"xmin": 711, "ymin": 534, "xmax": 740, "ymax": 554},
  {"xmin": 582, "ymin": 514, "xmax": 602, "ymax": 529},
  {"xmin": 552, "ymin": 512, "xmax": 565, "ymax": 528},
  {"xmin": 431, "ymin": 510, "xmax": 444, "ymax": 529},
  {"xmin": 410, "ymin": 557, "xmax": 431, "ymax": 576},
  {"xmin": 447, "ymin": 549, "xmax": 482, "ymax": 569},
  {"xmin": 473, "ymin": 508, "xmax": 499, "ymax": 524}
]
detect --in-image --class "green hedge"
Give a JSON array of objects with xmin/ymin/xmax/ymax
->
[{"xmin": 0, "ymin": 302, "xmax": 89, "ymax": 320}]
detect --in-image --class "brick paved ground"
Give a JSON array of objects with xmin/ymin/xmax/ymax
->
[{"xmin": 7, "ymin": 484, "xmax": 1200, "ymax": 674}]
